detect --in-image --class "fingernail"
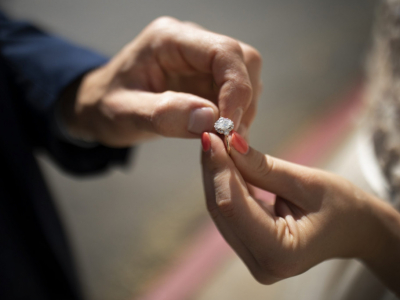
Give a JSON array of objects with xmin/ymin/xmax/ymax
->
[
  {"xmin": 188, "ymin": 107, "xmax": 215, "ymax": 134},
  {"xmin": 232, "ymin": 108, "xmax": 243, "ymax": 130},
  {"xmin": 237, "ymin": 124, "xmax": 248, "ymax": 139},
  {"xmin": 231, "ymin": 131, "xmax": 249, "ymax": 154},
  {"xmin": 201, "ymin": 132, "xmax": 211, "ymax": 152}
]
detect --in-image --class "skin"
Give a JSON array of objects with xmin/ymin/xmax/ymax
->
[
  {"xmin": 60, "ymin": 16, "xmax": 262, "ymax": 147},
  {"xmin": 201, "ymin": 133, "xmax": 400, "ymax": 296},
  {"xmin": 58, "ymin": 14, "xmax": 400, "ymax": 296}
]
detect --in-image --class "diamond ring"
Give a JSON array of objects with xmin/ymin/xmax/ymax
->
[{"xmin": 214, "ymin": 117, "xmax": 234, "ymax": 154}]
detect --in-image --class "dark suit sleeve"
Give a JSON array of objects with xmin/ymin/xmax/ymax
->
[{"xmin": 0, "ymin": 11, "xmax": 131, "ymax": 175}]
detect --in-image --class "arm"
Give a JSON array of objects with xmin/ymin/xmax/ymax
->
[
  {"xmin": 0, "ymin": 11, "xmax": 129, "ymax": 174},
  {"xmin": 201, "ymin": 131, "xmax": 400, "ymax": 296},
  {"xmin": 363, "ymin": 199, "xmax": 400, "ymax": 294},
  {"xmin": 1, "ymin": 13, "xmax": 262, "ymax": 173}
]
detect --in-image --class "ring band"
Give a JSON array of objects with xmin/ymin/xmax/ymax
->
[
  {"xmin": 225, "ymin": 135, "xmax": 231, "ymax": 155},
  {"xmin": 214, "ymin": 117, "xmax": 234, "ymax": 155}
]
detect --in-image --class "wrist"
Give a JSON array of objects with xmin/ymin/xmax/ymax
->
[
  {"xmin": 59, "ymin": 67, "xmax": 105, "ymax": 143},
  {"xmin": 360, "ymin": 196, "xmax": 400, "ymax": 295},
  {"xmin": 362, "ymin": 198, "xmax": 400, "ymax": 260},
  {"xmin": 355, "ymin": 195, "xmax": 387, "ymax": 261},
  {"xmin": 54, "ymin": 99, "xmax": 98, "ymax": 147}
]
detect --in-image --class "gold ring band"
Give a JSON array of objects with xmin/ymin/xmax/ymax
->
[
  {"xmin": 214, "ymin": 117, "xmax": 234, "ymax": 155},
  {"xmin": 225, "ymin": 135, "xmax": 231, "ymax": 155}
]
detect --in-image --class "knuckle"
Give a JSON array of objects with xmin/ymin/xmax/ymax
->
[
  {"xmin": 205, "ymin": 172, "xmax": 236, "ymax": 221},
  {"xmin": 253, "ymin": 154, "xmax": 273, "ymax": 178},
  {"xmin": 151, "ymin": 91, "xmax": 175, "ymax": 136},
  {"xmin": 246, "ymin": 47, "xmax": 262, "ymax": 66},
  {"xmin": 296, "ymin": 169, "xmax": 326, "ymax": 199},
  {"xmin": 234, "ymin": 81, "xmax": 253, "ymax": 100},
  {"xmin": 203, "ymin": 155, "xmax": 224, "ymax": 174},
  {"xmin": 100, "ymin": 97, "xmax": 129, "ymax": 123},
  {"xmin": 151, "ymin": 16, "xmax": 179, "ymax": 28},
  {"xmin": 146, "ymin": 17, "xmax": 179, "ymax": 46},
  {"xmin": 215, "ymin": 36, "xmax": 242, "ymax": 55},
  {"xmin": 241, "ymin": 43, "xmax": 262, "ymax": 66},
  {"xmin": 213, "ymin": 170, "xmax": 236, "ymax": 219},
  {"xmin": 182, "ymin": 21, "xmax": 204, "ymax": 30},
  {"xmin": 217, "ymin": 198, "xmax": 236, "ymax": 219},
  {"xmin": 206, "ymin": 204, "xmax": 221, "ymax": 220},
  {"xmin": 226, "ymin": 39, "xmax": 242, "ymax": 54}
]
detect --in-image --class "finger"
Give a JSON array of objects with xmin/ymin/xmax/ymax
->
[
  {"xmin": 166, "ymin": 73, "xmax": 218, "ymax": 103},
  {"xmin": 169, "ymin": 24, "xmax": 262, "ymax": 133},
  {"xmin": 201, "ymin": 133, "xmax": 262, "ymax": 273},
  {"xmin": 202, "ymin": 133, "xmax": 277, "ymax": 259},
  {"xmin": 180, "ymin": 22, "xmax": 263, "ymax": 128},
  {"xmin": 229, "ymin": 131, "xmax": 326, "ymax": 210},
  {"xmin": 147, "ymin": 17, "xmax": 253, "ymax": 128},
  {"xmin": 201, "ymin": 148, "xmax": 262, "ymax": 275},
  {"xmin": 181, "ymin": 20, "xmax": 206, "ymax": 30},
  {"xmin": 109, "ymin": 89, "xmax": 219, "ymax": 138},
  {"xmin": 238, "ymin": 42, "xmax": 263, "ymax": 134}
]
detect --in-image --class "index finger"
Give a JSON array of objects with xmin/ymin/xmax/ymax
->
[
  {"xmin": 202, "ymin": 133, "xmax": 277, "ymax": 248},
  {"xmin": 229, "ymin": 133, "xmax": 327, "ymax": 211},
  {"xmin": 151, "ymin": 17, "xmax": 253, "ymax": 128}
]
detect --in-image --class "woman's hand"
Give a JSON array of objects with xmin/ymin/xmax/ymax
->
[
  {"xmin": 201, "ymin": 132, "xmax": 400, "ymax": 295},
  {"xmin": 61, "ymin": 17, "xmax": 261, "ymax": 147}
]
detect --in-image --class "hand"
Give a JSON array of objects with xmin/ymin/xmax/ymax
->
[
  {"xmin": 201, "ymin": 132, "xmax": 400, "ymax": 295},
  {"xmin": 61, "ymin": 17, "xmax": 262, "ymax": 147}
]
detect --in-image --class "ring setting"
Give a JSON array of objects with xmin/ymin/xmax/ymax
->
[{"xmin": 214, "ymin": 117, "xmax": 234, "ymax": 154}]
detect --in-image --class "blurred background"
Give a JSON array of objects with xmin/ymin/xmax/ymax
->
[{"xmin": 0, "ymin": 0, "xmax": 377, "ymax": 299}]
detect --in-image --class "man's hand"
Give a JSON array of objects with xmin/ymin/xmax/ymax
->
[
  {"xmin": 61, "ymin": 17, "xmax": 262, "ymax": 147},
  {"xmin": 201, "ymin": 132, "xmax": 400, "ymax": 295}
]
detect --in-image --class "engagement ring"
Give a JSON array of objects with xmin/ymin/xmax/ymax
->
[{"xmin": 214, "ymin": 117, "xmax": 234, "ymax": 154}]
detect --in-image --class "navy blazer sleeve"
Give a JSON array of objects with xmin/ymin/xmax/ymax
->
[{"xmin": 0, "ymin": 11, "xmax": 131, "ymax": 175}]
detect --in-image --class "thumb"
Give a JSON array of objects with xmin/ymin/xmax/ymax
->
[
  {"xmin": 128, "ymin": 90, "xmax": 219, "ymax": 138},
  {"xmin": 229, "ymin": 131, "xmax": 326, "ymax": 210}
]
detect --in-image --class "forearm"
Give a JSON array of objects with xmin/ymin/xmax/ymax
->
[{"xmin": 362, "ymin": 197, "xmax": 400, "ymax": 296}]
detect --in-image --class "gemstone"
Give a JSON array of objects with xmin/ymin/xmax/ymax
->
[{"xmin": 214, "ymin": 117, "xmax": 234, "ymax": 135}]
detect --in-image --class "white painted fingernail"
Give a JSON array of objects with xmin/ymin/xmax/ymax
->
[{"xmin": 188, "ymin": 107, "xmax": 215, "ymax": 134}]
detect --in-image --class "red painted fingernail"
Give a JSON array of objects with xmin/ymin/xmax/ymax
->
[
  {"xmin": 201, "ymin": 132, "xmax": 211, "ymax": 152},
  {"xmin": 231, "ymin": 131, "xmax": 249, "ymax": 154}
]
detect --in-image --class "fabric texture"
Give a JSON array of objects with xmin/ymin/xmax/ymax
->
[{"xmin": 0, "ymin": 11, "xmax": 130, "ymax": 299}]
